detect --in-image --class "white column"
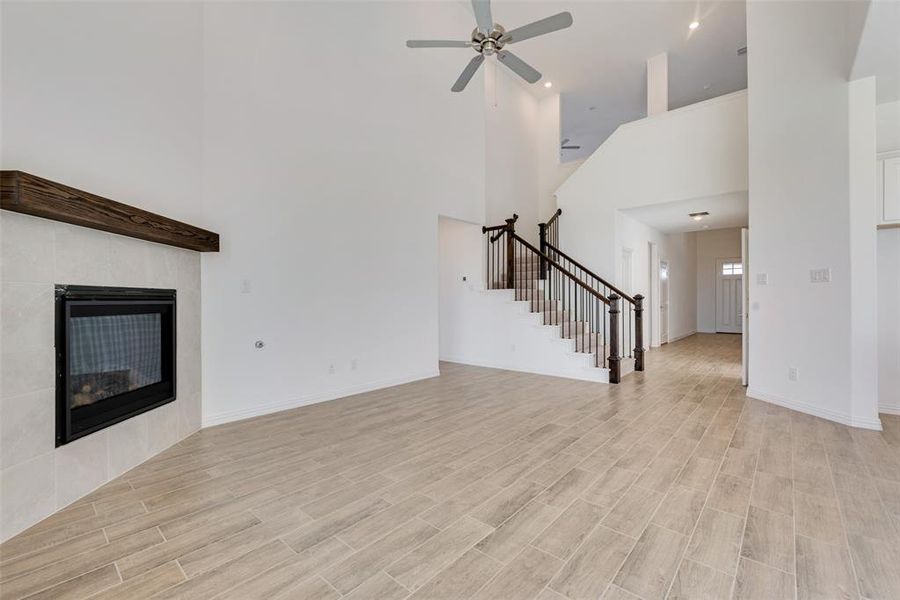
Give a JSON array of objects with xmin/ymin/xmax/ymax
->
[
  {"xmin": 848, "ymin": 76, "xmax": 879, "ymax": 425},
  {"xmin": 646, "ymin": 52, "xmax": 668, "ymax": 116}
]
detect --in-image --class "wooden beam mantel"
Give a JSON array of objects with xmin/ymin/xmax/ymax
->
[{"xmin": 0, "ymin": 171, "xmax": 219, "ymax": 252}]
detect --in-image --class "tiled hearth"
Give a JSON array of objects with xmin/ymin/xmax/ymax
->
[{"xmin": 0, "ymin": 211, "xmax": 202, "ymax": 541}]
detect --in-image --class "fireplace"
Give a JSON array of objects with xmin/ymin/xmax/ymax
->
[{"xmin": 55, "ymin": 285, "xmax": 176, "ymax": 446}]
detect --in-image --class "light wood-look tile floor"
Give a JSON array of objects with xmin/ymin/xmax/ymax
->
[{"xmin": 3, "ymin": 333, "xmax": 900, "ymax": 599}]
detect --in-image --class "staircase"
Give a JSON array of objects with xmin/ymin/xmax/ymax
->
[{"xmin": 481, "ymin": 211, "xmax": 644, "ymax": 383}]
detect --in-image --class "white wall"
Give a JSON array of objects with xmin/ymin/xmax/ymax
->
[
  {"xmin": 878, "ymin": 229, "xmax": 900, "ymax": 413},
  {"xmin": 1, "ymin": 0, "xmax": 548, "ymax": 436},
  {"xmin": 536, "ymin": 94, "xmax": 584, "ymax": 225},
  {"xmin": 696, "ymin": 228, "xmax": 743, "ymax": 333},
  {"xmin": 201, "ymin": 2, "xmax": 476, "ymax": 425},
  {"xmin": 615, "ymin": 213, "xmax": 697, "ymax": 346},
  {"xmin": 200, "ymin": 2, "xmax": 544, "ymax": 425},
  {"xmin": 484, "ymin": 62, "xmax": 540, "ymax": 244},
  {"xmin": 0, "ymin": 2, "xmax": 204, "ymax": 224},
  {"xmin": 877, "ymin": 99, "xmax": 900, "ymax": 413},
  {"xmin": 746, "ymin": 0, "xmax": 880, "ymax": 429},
  {"xmin": 877, "ymin": 100, "xmax": 900, "ymax": 153},
  {"xmin": 556, "ymin": 91, "xmax": 747, "ymax": 288},
  {"xmin": 0, "ymin": 1, "xmax": 204, "ymax": 540},
  {"xmin": 848, "ymin": 77, "xmax": 878, "ymax": 426}
]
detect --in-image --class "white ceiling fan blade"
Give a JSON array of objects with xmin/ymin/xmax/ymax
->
[
  {"xmin": 497, "ymin": 50, "xmax": 541, "ymax": 84},
  {"xmin": 472, "ymin": 0, "xmax": 494, "ymax": 34},
  {"xmin": 406, "ymin": 40, "xmax": 472, "ymax": 48},
  {"xmin": 452, "ymin": 54, "xmax": 485, "ymax": 92},
  {"xmin": 500, "ymin": 12, "xmax": 573, "ymax": 44}
]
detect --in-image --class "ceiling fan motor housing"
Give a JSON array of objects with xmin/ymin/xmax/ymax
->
[{"xmin": 472, "ymin": 25, "xmax": 506, "ymax": 55}]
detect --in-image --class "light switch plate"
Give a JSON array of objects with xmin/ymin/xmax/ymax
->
[
  {"xmin": 756, "ymin": 273, "xmax": 768, "ymax": 285},
  {"xmin": 810, "ymin": 268, "xmax": 831, "ymax": 283}
]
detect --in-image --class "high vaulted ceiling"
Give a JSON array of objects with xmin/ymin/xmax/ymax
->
[{"xmin": 486, "ymin": 1, "xmax": 748, "ymax": 161}]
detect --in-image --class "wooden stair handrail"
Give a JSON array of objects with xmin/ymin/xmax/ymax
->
[
  {"xmin": 543, "ymin": 208, "xmax": 562, "ymax": 228},
  {"xmin": 508, "ymin": 232, "xmax": 610, "ymax": 306},
  {"xmin": 543, "ymin": 240, "xmax": 635, "ymax": 305}
]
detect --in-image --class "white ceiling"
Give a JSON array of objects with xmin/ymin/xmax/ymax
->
[
  {"xmin": 486, "ymin": 1, "xmax": 748, "ymax": 160},
  {"xmin": 620, "ymin": 191, "xmax": 748, "ymax": 234},
  {"xmin": 851, "ymin": 0, "xmax": 900, "ymax": 104}
]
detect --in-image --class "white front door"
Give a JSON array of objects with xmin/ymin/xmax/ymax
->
[
  {"xmin": 716, "ymin": 258, "xmax": 743, "ymax": 334},
  {"xmin": 659, "ymin": 260, "xmax": 669, "ymax": 344}
]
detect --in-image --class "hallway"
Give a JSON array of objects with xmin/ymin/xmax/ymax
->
[{"xmin": 2, "ymin": 334, "xmax": 899, "ymax": 599}]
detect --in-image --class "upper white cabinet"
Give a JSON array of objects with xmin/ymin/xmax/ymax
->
[{"xmin": 879, "ymin": 154, "xmax": 900, "ymax": 225}]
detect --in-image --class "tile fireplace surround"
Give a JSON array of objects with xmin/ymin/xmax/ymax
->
[{"xmin": 0, "ymin": 211, "xmax": 202, "ymax": 541}]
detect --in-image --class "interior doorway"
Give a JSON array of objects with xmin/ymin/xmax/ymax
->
[
  {"xmin": 659, "ymin": 260, "xmax": 670, "ymax": 344},
  {"xmin": 715, "ymin": 258, "xmax": 743, "ymax": 334}
]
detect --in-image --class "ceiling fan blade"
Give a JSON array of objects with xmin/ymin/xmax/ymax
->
[
  {"xmin": 497, "ymin": 50, "xmax": 541, "ymax": 84},
  {"xmin": 500, "ymin": 12, "xmax": 573, "ymax": 44},
  {"xmin": 452, "ymin": 54, "xmax": 485, "ymax": 92},
  {"xmin": 406, "ymin": 40, "xmax": 472, "ymax": 48},
  {"xmin": 472, "ymin": 0, "xmax": 494, "ymax": 34}
]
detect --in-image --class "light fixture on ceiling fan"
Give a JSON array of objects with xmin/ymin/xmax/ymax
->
[
  {"xmin": 560, "ymin": 138, "xmax": 580, "ymax": 150},
  {"xmin": 406, "ymin": 0, "xmax": 573, "ymax": 92}
]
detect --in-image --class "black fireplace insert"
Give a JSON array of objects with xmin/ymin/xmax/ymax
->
[{"xmin": 55, "ymin": 285, "xmax": 176, "ymax": 446}]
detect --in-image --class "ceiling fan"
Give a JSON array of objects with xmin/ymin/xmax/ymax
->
[
  {"xmin": 560, "ymin": 138, "xmax": 581, "ymax": 150},
  {"xmin": 407, "ymin": 0, "xmax": 573, "ymax": 92}
]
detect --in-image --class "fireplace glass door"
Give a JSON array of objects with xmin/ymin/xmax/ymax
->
[{"xmin": 56, "ymin": 286, "xmax": 175, "ymax": 445}]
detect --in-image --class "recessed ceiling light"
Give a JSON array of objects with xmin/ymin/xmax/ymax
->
[
  {"xmin": 689, "ymin": 21, "xmax": 700, "ymax": 30},
  {"xmin": 544, "ymin": 81, "xmax": 553, "ymax": 88},
  {"xmin": 689, "ymin": 211, "xmax": 709, "ymax": 221}
]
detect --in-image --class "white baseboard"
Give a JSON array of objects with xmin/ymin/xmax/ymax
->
[
  {"xmin": 202, "ymin": 369, "xmax": 440, "ymax": 428},
  {"xmin": 668, "ymin": 330, "xmax": 697, "ymax": 343},
  {"xmin": 747, "ymin": 387, "xmax": 883, "ymax": 431},
  {"xmin": 879, "ymin": 403, "xmax": 900, "ymax": 416},
  {"xmin": 440, "ymin": 356, "xmax": 609, "ymax": 383}
]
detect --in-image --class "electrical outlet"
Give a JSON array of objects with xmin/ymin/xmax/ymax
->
[
  {"xmin": 810, "ymin": 268, "xmax": 831, "ymax": 283},
  {"xmin": 510, "ymin": 344, "xmax": 516, "ymax": 353},
  {"xmin": 351, "ymin": 359, "xmax": 357, "ymax": 371},
  {"xmin": 788, "ymin": 367, "xmax": 799, "ymax": 382},
  {"xmin": 241, "ymin": 279, "xmax": 252, "ymax": 294},
  {"xmin": 756, "ymin": 273, "xmax": 768, "ymax": 285},
  {"xmin": 328, "ymin": 363, "xmax": 335, "ymax": 375}
]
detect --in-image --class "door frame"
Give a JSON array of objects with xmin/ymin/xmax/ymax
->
[
  {"xmin": 649, "ymin": 242, "xmax": 660, "ymax": 347},
  {"xmin": 659, "ymin": 259, "xmax": 670, "ymax": 345},
  {"xmin": 715, "ymin": 257, "xmax": 743, "ymax": 334},
  {"xmin": 741, "ymin": 228, "xmax": 749, "ymax": 385}
]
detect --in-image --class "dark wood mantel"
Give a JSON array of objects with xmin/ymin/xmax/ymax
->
[{"xmin": 0, "ymin": 171, "xmax": 219, "ymax": 252}]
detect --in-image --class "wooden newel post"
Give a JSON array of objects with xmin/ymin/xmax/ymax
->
[
  {"xmin": 505, "ymin": 217, "xmax": 516, "ymax": 290},
  {"xmin": 633, "ymin": 294, "xmax": 645, "ymax": 372},
  {"xmin": 538, "ymin": 222, "xmax": 548, "ymax": 280},
  {"xmin": 608, "ymin": 294, "xmax": 621, "ymax": 384}
]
